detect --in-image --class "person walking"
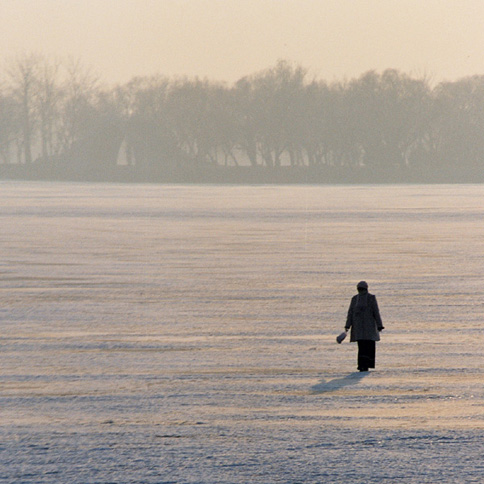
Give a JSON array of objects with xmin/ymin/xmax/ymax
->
[{"xmin": 344, "ymin": 281, "xmax": 384, "ymax": 372}]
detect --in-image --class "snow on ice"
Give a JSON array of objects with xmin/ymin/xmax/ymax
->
[{"xmin": 1, "ymin": 182, "xmax": 483, "ymax": 483}]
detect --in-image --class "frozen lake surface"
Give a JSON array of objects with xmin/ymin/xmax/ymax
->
[{"xmin": 1, "ymin": 181, "xmax": 484, "ymax": 483}]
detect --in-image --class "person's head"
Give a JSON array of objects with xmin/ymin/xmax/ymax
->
[{"xmin": 356, "ymin": 281, "xmax": 368, "ymax": 293}]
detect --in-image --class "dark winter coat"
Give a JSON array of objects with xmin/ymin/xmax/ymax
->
[{"xmin": 345, "ymin": 292, "xmax": 383, "ymax": 342}]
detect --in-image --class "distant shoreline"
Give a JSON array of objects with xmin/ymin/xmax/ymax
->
[{"xmin": 1, "ymin": 162, "xmax": 483, "ymax": 185}]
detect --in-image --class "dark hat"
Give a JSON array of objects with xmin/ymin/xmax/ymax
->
[{"xmin": 357, "ymin": 281, "xmax": 368, "ymax": 289}]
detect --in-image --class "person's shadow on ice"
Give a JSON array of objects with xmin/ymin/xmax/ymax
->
[{"xmin": 311, "ymin": 372, "xmax": 368, "ymax": 393}]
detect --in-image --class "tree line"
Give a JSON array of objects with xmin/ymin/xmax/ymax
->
[{"xmin": 2, "ymin": 55, "xmax": 484, "ymax": 183}]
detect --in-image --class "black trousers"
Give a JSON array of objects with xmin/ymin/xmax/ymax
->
[{"xmin": 357, "ymin": 340, "xmax": 375, "ymax": 370}]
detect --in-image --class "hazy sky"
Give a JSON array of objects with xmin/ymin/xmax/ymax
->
[{"xmin": 2, "ymin": 0, "xmax": 484, "ymax": 86}]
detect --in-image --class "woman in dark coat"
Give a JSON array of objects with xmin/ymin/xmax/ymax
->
[{"xmin": 344, "ymin": 281, "xmax": 384, "ymax": 371}]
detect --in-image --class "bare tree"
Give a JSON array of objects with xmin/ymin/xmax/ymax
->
[
  {"xmin": 233, "ymin": 77, "xmax": 258, "ymax": 166},
  {"xmin": 240, "ymin": 60, "xmax": 308, "ymax": 168},
  {"xmin": 36, "ymin": 57, "xmax": 62, "ymax": 160},
  {"xmin": 6, "ymin": 53, "xmax": 41, "ymax": 164},
  {"xmin": 348, "ymin": 69, "xmax": 431, "ymax": 169},
  {"xmin": 0, "ymin": 87, "xmax": 18, "ymax": 164},
  {"xmin": 432, "ymin": 76, "xmax": 484, "ymax": 172},
  {"xmin": 57, "ymin": 58, "xmax": 99, "ymax": 154},
  {"xmin": 124, "ymin": 75, "xmax": 177, "ymax": 172}
]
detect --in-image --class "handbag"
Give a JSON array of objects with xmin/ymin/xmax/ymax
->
[{"xmin": 336, "ymin": 331, "xmax": 347, "ymax": 344}]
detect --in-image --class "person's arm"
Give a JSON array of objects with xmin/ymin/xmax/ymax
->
[
  {"xmin": 372, "ymin": 295, "xmax": 384, "ymax": 331},
  {"xmin": 345, "ymin": 297, "xmax": 354, "ymax": 332}
]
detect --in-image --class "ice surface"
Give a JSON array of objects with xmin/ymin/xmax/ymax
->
[{"xmin": 1, "ymin": 181, "xmax": 483, "ymax": 483}]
